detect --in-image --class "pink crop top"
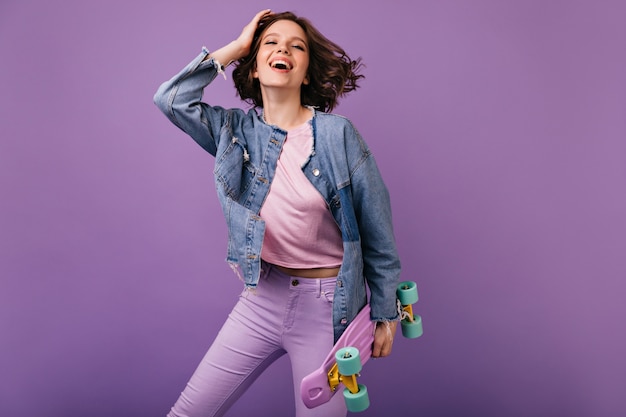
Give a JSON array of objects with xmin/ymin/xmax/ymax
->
[{"xmin": 260, "ymin": 121, "xmax": 344, "ymax": 268}]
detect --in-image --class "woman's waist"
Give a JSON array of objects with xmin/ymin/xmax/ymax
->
[{"xmin": 272, "ymin": 264, "xmax": 340, "ymax": 278}]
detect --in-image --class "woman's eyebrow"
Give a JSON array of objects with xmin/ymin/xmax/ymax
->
[{"xmin": 262, "ymin": 32, "xmax": 307, "ymax": 44}]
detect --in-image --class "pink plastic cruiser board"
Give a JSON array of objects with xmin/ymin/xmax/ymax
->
[{"xmin": 300, "ymin": 280, "xmax": 423, "ymax": 412}]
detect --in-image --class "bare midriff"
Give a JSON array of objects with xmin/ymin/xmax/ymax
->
[{"xmin": 274, "ymin": 265, "xmax": 341, "ymax": 279}]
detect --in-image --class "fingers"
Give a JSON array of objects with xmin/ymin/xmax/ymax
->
[
  {"xmin": 371, "ymin": 339, "xmax": 388, "ymax": 358},
  {"xmin": 372, "ymin": 336, "xmax": 392, "ymax": 357},
  {"xmin": 235, "ymin": 9, "xmax": 273, "ymax": 56},
  {"xmin": 245, "ymin": 9, "xmax": 272, "ymax": 33},
  {"xmin": 253, "ymin": 8, "xmax": 273, "ymax": 21}
]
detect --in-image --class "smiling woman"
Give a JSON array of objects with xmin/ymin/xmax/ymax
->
[
  {"xmin": 232, "ymin": 11, "xmax": 364, "ymax": 114},
  {"xmin": 259, "ymin": 26, "xmax": 308, "ymax": 74},
  {"xmin": 153, "ymin": 9, "xmax": 401, "ymax": 417},
  {"xmin": 250, "ymin": 19, "xmax": 312, "ymax": 123}
]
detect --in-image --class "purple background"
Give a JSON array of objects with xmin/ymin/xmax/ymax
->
[{"xmin": 1, "ymin": 0, "xmax": 625, "ymax": 416}]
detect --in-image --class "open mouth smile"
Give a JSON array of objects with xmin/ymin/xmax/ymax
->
[{"xmin": 270, "ymin": 59, "xmax": 293, "ymax": 71}]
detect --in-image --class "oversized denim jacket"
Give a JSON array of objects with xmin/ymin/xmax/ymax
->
[{"xmin": 154, "ymin": 48, "xmax": 401, "ymax": 341}]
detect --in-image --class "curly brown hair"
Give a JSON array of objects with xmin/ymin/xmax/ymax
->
[{"xmin": 232, "ymin": 12, "xmax": 364, "ymax": 113}]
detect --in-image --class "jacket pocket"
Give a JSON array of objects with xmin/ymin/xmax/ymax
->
[{"xmin": 215, "ymin": 136, "xmax": 257, "ymax": 199}]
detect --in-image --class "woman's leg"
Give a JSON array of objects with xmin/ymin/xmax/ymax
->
[
  {"xmin": 167, "ymin": 265, "xmax": 347, "ymax": 417},
  {"xmin": 167, "ymin": 268, "xmax": 288, "ymax": 417},
  {"xmin": 280, "ymin": 273, "xmax": 348, "ymax": 417}
]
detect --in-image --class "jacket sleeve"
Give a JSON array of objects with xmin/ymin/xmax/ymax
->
[
  {"xmin": 153, "ymin": 47, "xmax": 231, "ymax": 156},
  {"xmin": 349, "ymin": 131, "xmax": 402, "ymax": 322}
]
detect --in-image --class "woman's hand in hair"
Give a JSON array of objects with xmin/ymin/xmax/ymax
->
[
  {"xmin": 209, "ymin": 9, "xmax": 272, "ymax": 66},
  {"xmin": 234, "ymin": 9, "xmax": 272, "ymax": 57}
]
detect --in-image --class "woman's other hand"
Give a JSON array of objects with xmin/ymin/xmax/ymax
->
[{"xmin": 372, "ymin": 320, "xmax": 398, "ymax": 358}]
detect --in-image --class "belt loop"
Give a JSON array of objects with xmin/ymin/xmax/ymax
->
[{"xmin": 260, "ymin": 260, "xmax": 269, "ymax": 280}]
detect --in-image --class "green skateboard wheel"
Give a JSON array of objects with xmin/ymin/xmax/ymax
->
[
  {"xmin": 343, "ymin": 384, "xmax": 369, "ymax": 412},
  {"xmin": 397, "ymin": 281, "xmax": 418, "ymax": 305},
  {"xmin": 401, "ymin": 314, "xmax": 423, "ymax": 339},
  {"xmin": 335, "ymin": 347, "xmax": 362, "ymax": 375}
]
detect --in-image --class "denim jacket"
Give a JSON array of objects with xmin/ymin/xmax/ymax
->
[{"xmin": 154, "ymin": 48, "xmax": 401, "ymax": 341}]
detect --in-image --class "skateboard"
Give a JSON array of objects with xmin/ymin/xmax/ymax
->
[{"xmin": 300, "ymin": 281, "xmax": 423, "ymax": 412}]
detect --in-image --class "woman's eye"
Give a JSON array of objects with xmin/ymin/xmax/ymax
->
[
  {"xmin": 265, "ymin": 41, "xmax": 277, "ymax": 45},
  {"xmin": 293, "ymin": 45, "xmax": 305, "ymax": 51}
]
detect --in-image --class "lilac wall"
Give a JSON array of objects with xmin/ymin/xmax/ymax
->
[{"xmin": 1, "ymin": 1, "xmax": 625, "ymax": 416}]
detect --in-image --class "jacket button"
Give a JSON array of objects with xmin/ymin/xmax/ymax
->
[
  {"xmin": 340, "ymin": 318, "xmax": 347, "ymax": 324},
  {"xmin": 337, "ymin": 280, "xmax": 343, "ymax": 287},
  {"xmin": 312, "ymin": 168, "xmax": 320, "ymax": 177}
]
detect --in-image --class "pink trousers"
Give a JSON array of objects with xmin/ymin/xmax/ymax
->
[{"xmin": 167, "ymin": 263, "xmax": 347, "ymax": 417}]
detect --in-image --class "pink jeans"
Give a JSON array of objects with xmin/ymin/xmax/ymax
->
[{"xmin": 167, "ymin": 263, "xmax": 347, "ymax": 417}]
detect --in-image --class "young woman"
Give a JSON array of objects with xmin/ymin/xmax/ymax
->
[{"xmin": 154, "ymin": 10, "xmax": 402, "ymax": 417}]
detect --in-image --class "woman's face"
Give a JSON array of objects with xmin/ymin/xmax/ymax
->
[{"xmin": 253, "ymin": 19, "xmax": 310, "ymax": 93}]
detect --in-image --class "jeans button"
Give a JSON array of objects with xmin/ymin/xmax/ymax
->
[{"xmin": 291, "ymin": 279, "xmax": 299, "ymax": 287}]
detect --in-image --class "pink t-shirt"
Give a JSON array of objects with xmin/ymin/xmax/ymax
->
[{"xmin": 260, "ymin": 121, "xmax": 344, "ymax": 268}]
